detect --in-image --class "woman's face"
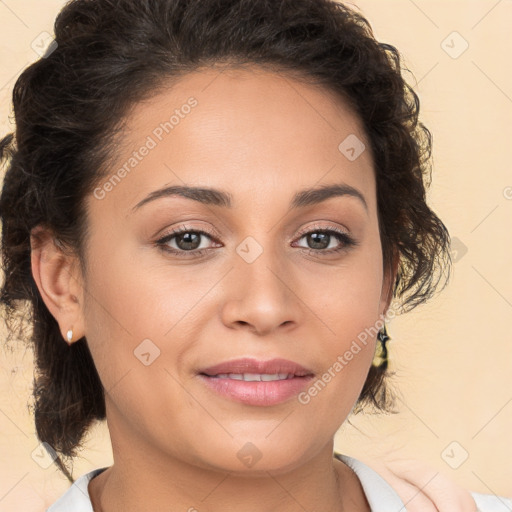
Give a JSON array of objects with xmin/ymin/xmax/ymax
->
[{"xmin": 78, "ymin": 65, "xmax": 393, "ymax": 473}]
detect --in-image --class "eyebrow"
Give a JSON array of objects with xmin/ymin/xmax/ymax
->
[{"xmin": 130, "ymin": 183, "xmax": 368, "ymax": 213}]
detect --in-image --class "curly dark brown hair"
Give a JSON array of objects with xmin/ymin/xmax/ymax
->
[{"xmin": 0, "ymin": 0, "xmax": 451, "ymax": 483}]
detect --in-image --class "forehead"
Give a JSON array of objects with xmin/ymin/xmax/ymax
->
[
  {"xmin": 91, "ymin": 64, "xmax": 376, "ymax": 216},
  {"xmin": 125, "ymin": 64, "xmax": 369, "ymax": 150}
]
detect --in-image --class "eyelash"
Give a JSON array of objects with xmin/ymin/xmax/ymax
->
[{"xmin": 155, "ymin": 223, "xmax": 358, "ymax": 259}]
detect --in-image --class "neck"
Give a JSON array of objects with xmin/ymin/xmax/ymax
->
[
  {"xmin": 90, "ymin": 449, "xmax": 369, "ymax": 512},
  {"xmin": 89, "ymin": 410, "xmax": 370, "ymax": 512}
]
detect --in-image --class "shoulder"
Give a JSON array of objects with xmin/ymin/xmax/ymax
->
[
  {"xmin": 334, "ymin": 453, "xmax": 512, "ymax": 512},
  {"xmin": 471, "ymin": 492, "xmax": 512, "ymax": 512},
  {"xmin": 46, "ymin": 467, "xmax": 108, "ymax": 512},
  {"xmin": 336, "ymin": 453, "xmax": 407, "ymax": 511}
]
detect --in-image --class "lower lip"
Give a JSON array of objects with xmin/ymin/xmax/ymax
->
[{"xmin": 198, "ymin": 374, "xmax": 314, "ymax": 406}]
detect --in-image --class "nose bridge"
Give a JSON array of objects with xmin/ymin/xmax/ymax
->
[
  {"xmin": 235, "ymin": 233, "xmax": 287, "ymax": 296},
  {"xmin": 221, "ymin": 231, "xmax": 300, "ymax": 334}
]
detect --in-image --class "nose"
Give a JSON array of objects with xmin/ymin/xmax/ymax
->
[{"xmin": 220, "ymin": 243, "xmax": 302, "ymax": 336}]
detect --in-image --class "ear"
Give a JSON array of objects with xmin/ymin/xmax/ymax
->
[
  {"xmin": 379, "ymin": 249, "xmax": 399, "ymax": 317},
  {"xmin": 30, "ymin": 225, "xmax": 85, "ymax": 344}
]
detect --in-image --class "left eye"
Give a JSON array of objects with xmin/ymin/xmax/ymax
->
[{"xmin": 294, "ymin": 230, "xmax": 350, "ymax": 251}]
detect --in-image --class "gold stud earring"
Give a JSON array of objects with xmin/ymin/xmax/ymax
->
[{"xmin": 66, "ymin": 328, "xmax": 73, "ymax": 345}]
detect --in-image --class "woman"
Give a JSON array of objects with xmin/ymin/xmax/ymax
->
[{"xmin": 0, "ymin": 0, "xmax": 509, "ymax": 510}]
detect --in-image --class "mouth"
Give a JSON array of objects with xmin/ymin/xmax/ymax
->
[
  {"xmin": 198, "ymin": 358, "xmax": 315, "ymax": 406},
  {"xmin": 205, "ymin": 372, "xmax": 300, "ymax": 381},
  {"xmin": 199, "ymin": 357, "xmax": 313, "ymax": 377}
]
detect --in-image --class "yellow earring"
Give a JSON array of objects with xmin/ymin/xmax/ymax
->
[{"xmin": 372, "ymin": 324, "xmax": 390, "ymax": 369}]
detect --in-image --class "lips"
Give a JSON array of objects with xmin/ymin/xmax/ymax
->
[
  {"xmin": 199, "ymin": 357, "xmax": 313, "ymax": 377},
  {"xmin": 198, "ymin": 358, "xmax": 315, "ymax": 406}
]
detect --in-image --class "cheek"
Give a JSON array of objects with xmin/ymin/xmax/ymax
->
[
  {"xmin": 81, "ymin": 232, "xmax": 218, "ymax": 406},
  {"xmin": 300, "ymin": 237, "xmax": 384, "ymax": 401},
  {"xmin": 310, "ymin": 237, "xmax": 385, "ymax": 339},
  {"xmin": 83, "ymin": 231, "xmax": 197, "ymax": 339}
]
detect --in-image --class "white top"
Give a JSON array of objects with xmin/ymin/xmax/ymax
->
[{"xmin": 46, "ymin": 454, "xmax": 512, "ymax": 512}]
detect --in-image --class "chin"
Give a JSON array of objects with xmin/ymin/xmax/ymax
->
[{"xmin": 187, "ymin": 429, "xmax": 329, "ymax": 476}]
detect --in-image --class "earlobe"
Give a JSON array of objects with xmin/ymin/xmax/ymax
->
[{"xmin": 30, "ymin": 225, "xmax": 84, "ymax": 344}]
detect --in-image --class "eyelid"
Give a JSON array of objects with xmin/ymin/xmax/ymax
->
[
  {"xmin": 156, "ymin": 223, "xmax": 221, "ymax": 242},
  {"xmin": 294, "ymin": 222, "xmax": 351, "ymax": 239}
]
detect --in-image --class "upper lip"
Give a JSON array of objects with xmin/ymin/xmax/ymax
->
[{"xmin": 199, "ymin": 358, "xmax": 314, "ymax": 377}]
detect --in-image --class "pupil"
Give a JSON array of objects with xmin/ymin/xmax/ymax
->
[
  {"xmin": 309, "ymin": 232, "xmax": 328, "ymax": 249},
  {"xmin": 178, "ymin": 232, "xmax": 200, "ymax": 250}
]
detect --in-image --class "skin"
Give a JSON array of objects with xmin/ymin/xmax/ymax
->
[
  {"xmin": 357, "ymin": 456, "xmax": 477, "ymax": 512},
  {"xmin": 29, "ymin": 63, "xmax": 451, "ymax": 512}
]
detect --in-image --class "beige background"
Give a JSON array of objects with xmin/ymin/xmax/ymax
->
[{"xmin": 0, "ymin": 1, "xmax": 511, "ymax": 510}]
